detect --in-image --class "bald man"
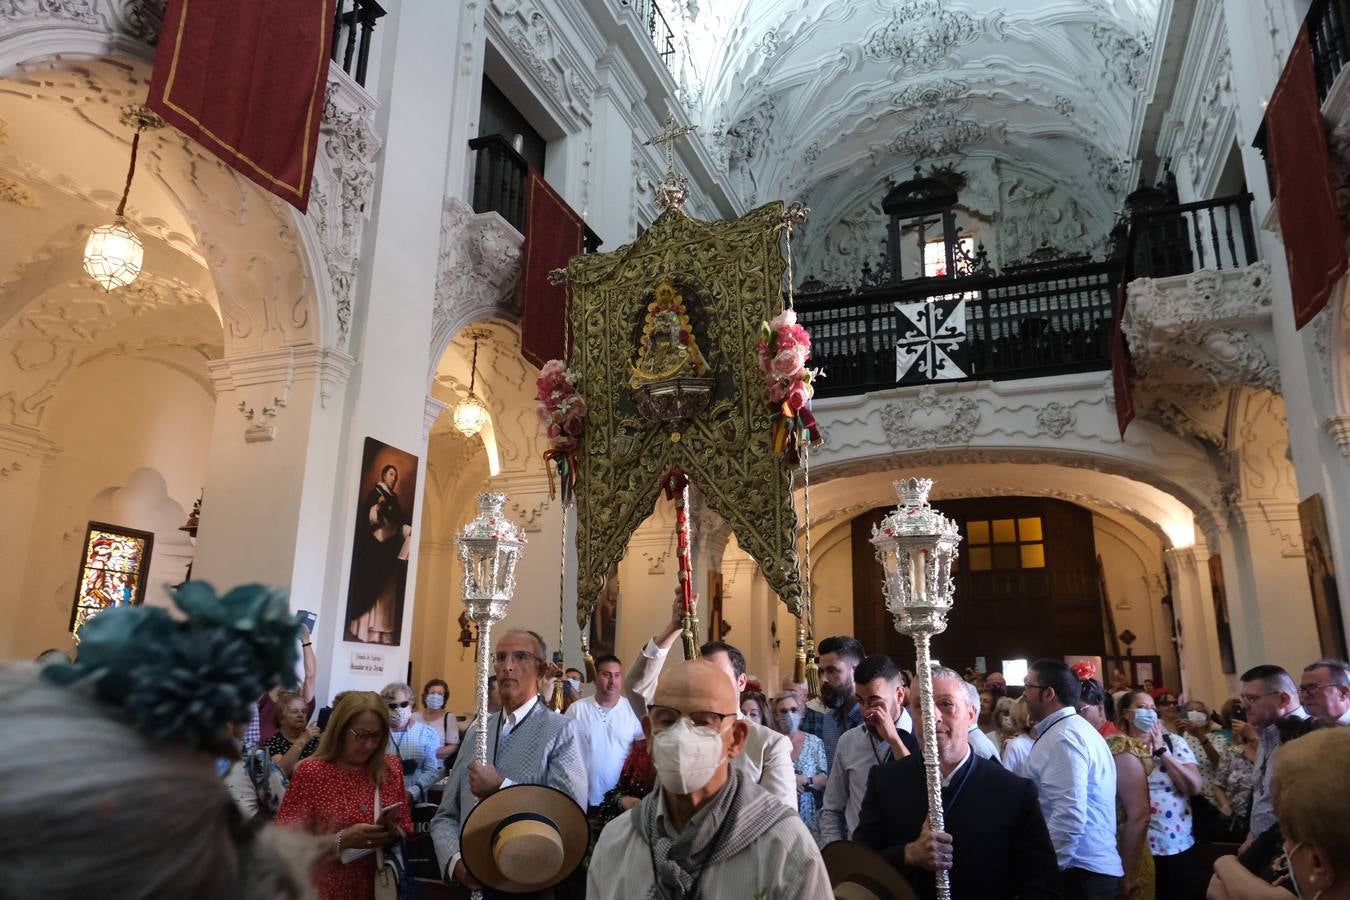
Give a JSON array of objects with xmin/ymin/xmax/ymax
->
[{"xmin": 590, "ymin": 659, "xmax": 831, "ymax": 900}]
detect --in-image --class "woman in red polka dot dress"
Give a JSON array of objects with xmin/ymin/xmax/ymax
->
[{"xmin": 278, "ymin": 692, "xmax": 414, "ymax": 900}]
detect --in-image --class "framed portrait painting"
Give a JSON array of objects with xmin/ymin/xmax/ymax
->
[
  {"xmin": 344, "ymin": 437, "xmax": 419, "ymax": 646},
  {"xmin": 1298, "ymin": 494, "xmax": 1349, "ymax": 660}
]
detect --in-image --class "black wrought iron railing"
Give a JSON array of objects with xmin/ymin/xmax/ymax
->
[
  {"xmin": 468, "ymin": 135, "xmax": 602, "ymax": 250},
  {"xmin": 331, "ymin": 0, "xmax": 385, "ymax": 88},
  {"xmin": 798, "ymin": 261, "xmax": 1119, "ymax": 397},
  {"xmin": 621, "ymin": 0, "xmax": 677, "ymax": 71},
  {"xmin": 1309, "ymin": 0, "xmax": 1350, "ymax": 100},
  {"xmin": 1128, "ymin": 193, "xmax": 1258, "ymax": 280}
]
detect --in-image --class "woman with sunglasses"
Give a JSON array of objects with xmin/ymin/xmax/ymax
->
[
  {"xmin": 380, "ymin": 681, "xmax": 442, "ymax": 803},
  {"xmin": 277, "ymin": 691, "xmax": 413, "ymax": 900}
]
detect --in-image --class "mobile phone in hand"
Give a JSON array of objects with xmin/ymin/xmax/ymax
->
[
  {"xmin": 377, "ymin": 801, "xmax": 404, "ymax": 825},
  {"xmin": 297, "ymin": 609, "xmax": 317, "ymax": 634}
]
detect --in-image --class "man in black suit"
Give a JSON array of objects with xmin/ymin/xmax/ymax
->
[{"xmin": 853, "ymin": 665, "xmax": 1063, "ymax": 900}]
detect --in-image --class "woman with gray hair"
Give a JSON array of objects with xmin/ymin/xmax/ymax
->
[
  {"xmin": 1, "ymin": 582, "xmax": 320, "ymax": 899},
  {"xmin": 380, "ymin": 681, "xmax": 442, "ymax": 802}
]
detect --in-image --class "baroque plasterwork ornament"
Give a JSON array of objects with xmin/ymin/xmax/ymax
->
[
  {"xmin": 1090, "ymin": 21, "xmax": 1152, "ymax": 89},
  {"xmin": 113, "ymin": 0, "xmax": 166, "ymax": 44},
  {"xmin": 205, "ymin": 344, "xmax": 353, "ymax": 442},
  {"xmin": 0, "ymin": 175, "xmax": 37, "ymax": 206},
  {"xmin": 490, "ymin": 2, "xmax": 592, "ymax": 125},
  {"xmin": 308, "ymin": 77, "xmax": 382, "ymax": 350},
  {"xmin": 879, "ymin": 386, "xmax": 980, "ymax": 449},
  {"xmin": 1323, "ymin": 415, "xmax": 1350, "ymax": 458},
  {"xmin": 885, "ymin": 108, "xmax": 988, "ymax": 159},
  {"xmin": 429, "ymin": 196, "xmax": 523, "ymax": 375},
  {"xmin": 1036, "ymin": 402, "xmax": 1076, "ymax": 438},
  {"xmin": 0, "ymin": 0, "xmax": 96, "ymax": 24},
  {"xmin": 1122, "ymin": 262, "xmax": 1279, "ymax": 393},
  {"xmin": 892, "ymin": 78, "xmax": 969, "ymax": 110},
  {"xmin": 863, "ymin": 0, "xmax": 980, "ymax": 73}
]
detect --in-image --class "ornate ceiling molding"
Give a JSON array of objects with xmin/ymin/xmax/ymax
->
[
  {"xmin": 879, "ymin": 385, "xmax": 981, "ymax": 449},
  {"xmin": 428, "ymin": 196, "xmax": 523, "ymax": 382}
]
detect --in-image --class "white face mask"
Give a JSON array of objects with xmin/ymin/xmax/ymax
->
[
  {"xmin": 390, "ymin": 705, "xmax": 412, "ymax": 728},
  {"xmin": 1187, "ymin": 710, "xmax": 1208, "ymax": 725},
  {"xmin": 566, "ymin": 678, "xmax": 582, "ymax": 693},
  {"xmin": 651, "ymin": 718, "xmax": 729, "ymax": 795},
  {"xmin": 425, "ymin": 693, "xmax": 445, "ymax": 710},
  {"xmin": 777, "ymin": 711, "xmax": 802, "ymax": 733},
  {"xmin": 1285, "ymin": 842, "xmax": 1323, "ymax": 900}
]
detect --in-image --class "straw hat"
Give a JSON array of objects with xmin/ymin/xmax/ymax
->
[
  {"xmin": 821, "ymin": 840, "xmax": 919, "ymax": 900},
  {"xmin": 460, "ymin": 784, "xmax": 588, "ymax": 893}
]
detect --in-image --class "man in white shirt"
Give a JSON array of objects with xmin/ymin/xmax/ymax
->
[
  {"xmin": 820, "ymin": 654, "xmax": 919, "ymax": 843},
  {"xmin": 1023, "ymin": 657, "xmax": 1122, "ymax": 900},
  {"xmin": 1299, "ymin": 658, "xmax": 1350, "ymax": 725},
  {"xmin": 589, "ymin": 658, "xmax": 831, "ymax": 899},
  {"xmin": 566, "ymin": 653, "xmax": 644, "ymax": 812},
  {"xmin": 624, "ymin": 592, "xmax": 797, "ymax": 809}
]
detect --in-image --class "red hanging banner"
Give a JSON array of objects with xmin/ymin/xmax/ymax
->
[
  {"xmin": 521, "ymin": 171, "xmax": 586, "ymax": 368},
  {"xmin": 1110, "ymin": 279, "xmax": 1136, "ymax": 437},
  {"xmin": 146, "ymin": 0, "xmax": 333, "ymax": 212},
  {"xmin": 1266, "ymin": 24, "xmax": 1348, "ymax": 329}
]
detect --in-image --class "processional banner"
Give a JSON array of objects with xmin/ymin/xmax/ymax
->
[{"xmin": 565, "ymin": 203, "xmax": 804, "ymax": 625}]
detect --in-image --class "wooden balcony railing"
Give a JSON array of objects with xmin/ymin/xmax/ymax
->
[
  {"xmin": 331, "ymin": 0, "xmax": 386, "ymax": 88},
  {"xmin": 468, "ymin": 134, "xmax": 601, "ymax": 250},
  {"xmin": 1309, "ymin": 0, "xmax": 1350, "ymax": 100},
  {"xmin": 798, "ymin": 260, "xmax": 1119, "ymax": 397},
  {"xmin": 1127, "ymin": 193, "xmax": 1258, "ymax": 280},
  {"xmin": 795, "ymin": 193, "xmax": 1260, "ymax": 396}
]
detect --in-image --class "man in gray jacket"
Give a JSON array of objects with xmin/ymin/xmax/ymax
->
[{"xmin": 432, "ymin": 629, "xmax": 588, "ymax": 891}]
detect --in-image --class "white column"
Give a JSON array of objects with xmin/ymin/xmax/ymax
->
[
  {"xmin": 314, "ymin": 0, "xmax": 461, "ymax": 699},
  {"xmin": 1163, "ymin": 545, "xmax": 1228, "ymax": 705},
  {"xmin": 0, "ymin": 425, "xmax": 60, "ymax": 657}
]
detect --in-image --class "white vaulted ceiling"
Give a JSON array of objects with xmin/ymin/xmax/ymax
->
[{"xmin": 674, "ymin": 0, "xmax": 1162, "ymax": 284}]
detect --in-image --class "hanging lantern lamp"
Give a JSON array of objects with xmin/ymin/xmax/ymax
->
[
  {"xmin": 83, "ymin": 106, "xmax": 164, "ymax": 292},
  {"xmin": 453, "ymin": 330, "xmax": 491, "ymax": 437}
]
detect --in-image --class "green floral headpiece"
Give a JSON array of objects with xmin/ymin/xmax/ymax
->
[{"xmin": 43, "ymin": 582, "xmax": 302, "ymax": 755}]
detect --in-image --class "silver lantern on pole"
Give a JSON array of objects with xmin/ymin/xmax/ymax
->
[
  {"xmin": 457, "ymin": 492, "xmax": 527, "ymax": 768},
  {"xmin": 870, "ymin": 477, "xmax": 961, "ymax": 900}
]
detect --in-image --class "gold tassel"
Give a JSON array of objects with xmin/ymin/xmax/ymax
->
[
  {"xmin": 581, "ymin": 620, "xmax": 597, "ymax": 682},
  {"xmin": 550, "ymin": 676, "xmax": 565, "ymax": 712},
  {"xmin": 805, "ymin": 637, "xmax": 821, "ymax": 699}
]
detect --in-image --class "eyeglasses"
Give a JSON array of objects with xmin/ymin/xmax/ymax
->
[
  {"xmin": 1298, "ymin": 683, "xmax": 1342, "ymax": 698},
  {"xmin": 1240, "ymin": 690, "xmax": 1280, "ymax": 705},
  {"xmin": 494, "ymin": 650, "xmax": 542, "ymax": 666},
  {"xmin": 1023, "ymin": 683, "xmax": 1049, "ymax": 694},
  {"xmin": 349, "ymin": 728, "xmax": 385, "ymax": 744},
  {"xmin": 648, "ymin": 704, "xmax": 736, "ymax": 732},
  {"xmin": 387, "ymin": 700, "xmax": 411, "ymax": 709},
  {"xmin": 1157, "ymin": 698, "xmax": 1177, "ymax": 707}
]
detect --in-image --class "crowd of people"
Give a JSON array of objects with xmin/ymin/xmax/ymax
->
[{"xmin": 7, "ymin": 584, "xmax": 1350, "ymax": 900}]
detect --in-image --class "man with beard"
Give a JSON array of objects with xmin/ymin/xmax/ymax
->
[
  {"xmin": 820, "ymin": 654, "xmax": 919, "ymax": 844},
  {"xmin": 854, "ymin": 666, "xmax": 1062, "ymax": 899},
  {"xmin": 802, "ymin": 635, "xmax": 865, "ymax": 770}
]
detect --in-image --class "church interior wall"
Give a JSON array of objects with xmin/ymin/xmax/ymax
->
[{"xmin": 9, "ymin": 355, "xmax": 211, "ymax": 658}]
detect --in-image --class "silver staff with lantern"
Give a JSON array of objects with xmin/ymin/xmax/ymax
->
[
  {"xmin": 456, "ymin": 491, "xmax": 527, "ymax": 769},
  {"xmin": 870, "ymin": 477, "xmax": 961, "ymax": 900}
]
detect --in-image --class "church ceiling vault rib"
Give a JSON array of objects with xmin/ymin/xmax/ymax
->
[{"xmin": 673, "ymin": 0, "xmax": 1161, "ymax": 279}]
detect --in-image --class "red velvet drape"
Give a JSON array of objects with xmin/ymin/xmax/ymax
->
[{"xmin": 521, "ymin": 171, "xmax": 586, "ymax": 368}]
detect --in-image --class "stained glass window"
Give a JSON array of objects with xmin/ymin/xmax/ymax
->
[{"xmin": 69, "ymin": 522, "xmax": 154, "ymax": 642}]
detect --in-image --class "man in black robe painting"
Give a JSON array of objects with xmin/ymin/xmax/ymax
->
[{"xmin": 346, "ymin": 463, "xmax": 411, "ymax": 644}]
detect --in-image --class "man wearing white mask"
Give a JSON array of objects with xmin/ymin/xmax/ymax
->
[
  {"xmin": 589, "ymin": 658, "xmax": 831, "ymax": 899},
  {"xmin": 625, "ymin": 591, "xmax": 797, "ymax": 809}
]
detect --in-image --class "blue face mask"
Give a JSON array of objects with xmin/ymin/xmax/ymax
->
[{"xmin": 1132, "ymin": 707, "xmax": 1159, "ymax": 733}]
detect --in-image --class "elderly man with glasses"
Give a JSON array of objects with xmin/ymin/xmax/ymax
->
[
  {"xmin": 431, "ymin": 629, "xmax": 588, "ymax": 892},
  {"xmin": 1300, "ymin": 658, "xmax": 1350, "ymax": 725},
  {"xmin": 589, "ymin": 658, "xmax": 831, "ymax": 899}
]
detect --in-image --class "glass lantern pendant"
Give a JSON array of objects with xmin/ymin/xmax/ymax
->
[{"xmin": 83, "ymin": 217, "xmax": 144, "ymax": 291}]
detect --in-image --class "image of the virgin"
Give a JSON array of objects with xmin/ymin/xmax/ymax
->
[{"xmin": 347, "ymin": 464, "xmax": 408, "ymax": 642}]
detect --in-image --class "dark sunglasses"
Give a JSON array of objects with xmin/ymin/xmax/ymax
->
[{"xmin": 387, "ymin": 700, "xmax": 411, "ymax": 709}]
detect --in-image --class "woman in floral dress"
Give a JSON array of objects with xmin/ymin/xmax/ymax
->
[
  {"xmin": 771, "ymin": 691, "xmax": 828, "ymax": 843},
  {"xmin": 277, "ymin": 692, "xmax": 414, "ymax": 900},
  {"xmin": 1213, "ymin": 714, "xmax": 1259, "ymax": 838}
]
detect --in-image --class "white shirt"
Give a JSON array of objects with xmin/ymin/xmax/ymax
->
[
  {"xmin": 1001, "ymin": 732, "xmax": 1035, "ymax": 777},
  {"xmin": 1025, "ymin": 706, "xmax": 1123, "ymax": 876},
  {"xmin": 566, "ymin": 694, "xmax": 644, "ymax": 806},
  {"xmin": 499, "ymin": 693, "xmax": 539, "ymax": 739},
  {"xmin": 587, "ymin": 801, "xmax": 832, "ymax": 900},
  {"xmin": 941, "ymin": 747, "xmax": 973, "ymax": 786},
  {"xmin": 967, "ymin": 724, "xmax": 1002, "ymax": 764},
  {"xmin": 819, "ymin": 710, "xmax": 913, "ymax": 844}
]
